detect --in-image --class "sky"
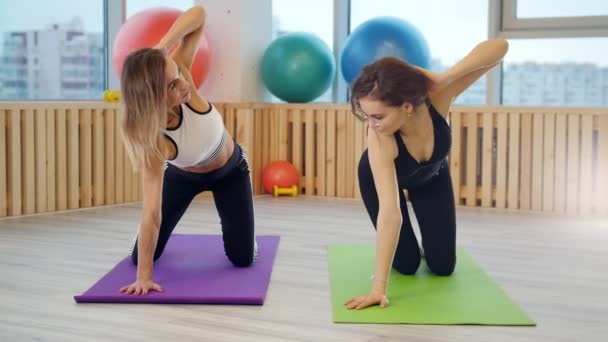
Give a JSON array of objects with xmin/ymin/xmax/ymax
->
[{"xmin": 0, "ymin": 0, "xmax": 607, "ymax": 66}]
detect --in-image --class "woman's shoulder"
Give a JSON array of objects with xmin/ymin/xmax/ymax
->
[
  {"xmin": 368, "ymin": 128, "xmax": 399, "ymax": 161},
  {"xmin": 427, "ymin": 92, "xmax": 451, "ymax": 119},
  {"xmin": 184, "ymin": 97, "xmax": 212, "ymax": 114}
]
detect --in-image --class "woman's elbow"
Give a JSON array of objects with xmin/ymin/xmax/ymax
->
[
  {"xmin": 498, "ymin": 38, "xmax": 509, "ymax": 55},
  {"xmin": 377, "ymin": 213, "xmax": 402, "ymax": 230},
  {"xmin": 489, "ymin": 38, "xmax": 509, "ymax": 58},
  {"xmin": 189, "ymin": 5, "xmax": 207, "ymax": 22},
  {"xmin": 141, "ymin": 210, "xmax": 162, "ymax": 229}
]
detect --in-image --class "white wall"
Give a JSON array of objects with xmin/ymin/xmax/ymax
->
[{"xmin": 196, "ymin": 0, "xmax": 272, "ymax": 102}]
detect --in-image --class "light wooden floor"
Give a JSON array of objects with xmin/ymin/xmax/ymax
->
[{"xmin": 1, "ymin": 196, "xmax": 607, "ymax": 342}]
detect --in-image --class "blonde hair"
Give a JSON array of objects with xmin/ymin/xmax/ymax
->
[{"xmin": 120, "ymin": 48, "xmax": 168, "ymax": 170}]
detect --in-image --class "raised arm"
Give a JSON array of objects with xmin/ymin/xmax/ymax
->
[
  {"xmin": 155, "ymin": 5, "xmax": 207, "ymax": 71},
  {"xmin": 419, "ymin": 39, "xmax": 509, "ymax": 115},
  {"xmin": 437, "ymin": 39, "xmax": 508, "ymax": 89}
]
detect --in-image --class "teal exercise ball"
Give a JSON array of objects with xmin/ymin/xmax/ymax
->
[{"xmin": 261, "ymin": 32, "xmax": 335, "ymax": 103}]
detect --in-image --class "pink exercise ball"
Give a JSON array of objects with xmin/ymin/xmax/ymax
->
[{"xmin": 112, "ymin": 7, "xmax": 211, "ymax": 89}]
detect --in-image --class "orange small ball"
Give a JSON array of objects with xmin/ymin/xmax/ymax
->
[{"xmin": 262, "ymin": 161, "xmax": 298, "ymax": 194}]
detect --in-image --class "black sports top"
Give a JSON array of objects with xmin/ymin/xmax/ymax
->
[{"xmin": 393, "ymin": 99, "xmax": 451, "ymax": 189}]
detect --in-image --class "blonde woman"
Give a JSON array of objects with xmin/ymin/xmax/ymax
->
[{"xmin": 119, "ymin": 6, "xmax": 256, "ymax": 295}]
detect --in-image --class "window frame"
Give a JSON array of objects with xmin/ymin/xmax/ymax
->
[{"xmin": 502, "ymin": 0, "xmax": 608, "ymax": 33}]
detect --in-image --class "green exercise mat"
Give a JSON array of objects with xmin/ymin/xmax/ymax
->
[{"xmin": 328, "ymin": 245, "xmax": 535, "ymax": 325}]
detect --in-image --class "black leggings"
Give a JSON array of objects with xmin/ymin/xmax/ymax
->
[
  {"xmin": 130, "ymin": 143, "xmax": 256, "ymax": 267},
  {"xmin": 358, "ymin": 155, "xmax": 456, "ymax": 276}
]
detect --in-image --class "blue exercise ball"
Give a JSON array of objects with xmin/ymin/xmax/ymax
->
[
  {"xmin": 341, "ymin": 17, "xmax": 431, "ymax": 84},
  {"xmin": 261, "ymin": 32, "xmax": 336, "ymax": 103}
]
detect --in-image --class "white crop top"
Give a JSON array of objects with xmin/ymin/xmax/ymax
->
[{"xmin": 163, "ymin": 102, "xmax": 227, "ymax": 168}]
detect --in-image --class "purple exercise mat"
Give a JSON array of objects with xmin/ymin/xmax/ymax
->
[{"xmin": 74, "ymin": 234, "xmax": 280, "ymax": 304}]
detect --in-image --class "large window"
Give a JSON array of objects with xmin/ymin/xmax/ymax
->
[
  {"xmin": 271, "ymin": 0, "xmax": 334, "ymax": 102},
  {"xmin": 0, "ymin": 1, "xmax": 105, "ymax": 100},
  {"xmin": 500, "ymin": 0, "xmax": 608, "ymax": 106},
  {"xmin": 503, "ymin": 0, "xmax": 608, "ymax": 30},
  {"xmin": 272, "ymin": 0, "xmax": 333, "ymax": 46},
  {"xmin": 515, "ymin": 0, "xmax": 608, "ymax": 19},
  {"xmin": 502, "ymin": 38, "xmax": 608, "ymax": 107},
  {"xmin": 350, "ymin": 0, "xmax": 488, "ymax": 105}
]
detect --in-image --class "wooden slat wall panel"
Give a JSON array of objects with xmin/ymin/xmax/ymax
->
[
  {"xmin": 344, "ymin": 110, "xmax": 355, "ymax": 198},
  {"xmin": 7, "ymin": 109, "xmax": 21, "ymax": 216},
  {"xmin": 495, "ymin": 113, "xmax": 508, "ymax": 209},
  {"xmin": 93, "ymin": 109, "xmax": 105, "ymax": 206},
  {"xmin": 554, "ymin": 114, "xmax": 567, "ymax": 214},
  {"xmin": 225, "ymin": 106, "xmax": 236, "ymax": 138},
  {"xmin": 269, "ymin": 108, "xmax": 279, "ymax": 164},
  {"xmin": 597, "ymin": 116, "xmax": 608, "ymax": 215},
  {"xmin": 260, "ymin": 108, "xmax": 271, "ymax": 194},
  {"xmin": 566, "ymin": 114, "xmax": 580, "ymax": 215},
  {"xmin": 315, "ymin": 110, "xmax": 327, "ymax": 197},
  {"xmin": 291, "ymin": 109, "xmax": 303, "ymax": 189},
  {"xmin": 123, "ymin": 144, "xmax": 132, "ymax": 203},
  {"xmin": 542, "ymin": 113, "xmax": 556, "ymax": 212},
  {"xmin": 56, "ymin": 109, "xmax": 67, "ymax": 211},
  {"xmin": 79, "ymin": 109, "xmax": 92, "ymax": 208},
  {"xmin": 507, "ymin": 112, "xmax": 520, "ymax": 210},
  {"xmin": 336, "ymin": 110, "xmax": 347, "ymax": 198},
  {"xmin": 579, "ymin": 115, "xmax": 593, "ymax": 216},
  {"xmin": 449, "ymin": 111, "xmax": 463, "ymax": 205},
  {"xmin": 519, "ymin": 113, "xmax": 532, "ymax": 210},
  {"xmin": 114, "ymin": 112, "xmax": 124, "ymax": 204},
  {"xmin": 278, "ymin": 108, "xmax": 289, "ymax": 161},
  {"xmin": 326, "ymin": 110, "xmax": 337, "ymax": 197},
  {"xmin": 236, "ymin": 108, "xmax": 255, "ymax": 154},
  {"xmin": 481, "ymin": 112, "xmax": 493, "ymax": 208},
  {"xmin": 35, "ymin": 109, "xmax": 47, "ymax": 213},
  {"xmin": 104, "ymin": 109, "xmax": 115, "ymax": 205},
  {"xmin": 0, "ymin": 103, "xmax": 141, "ymax": 215},
  {"xmin": 46, "ymin": 109, "xmax": 56, "ymax": 212},
  {"xmin": 252, "ymin": 108, "xmax": 263, "ymax": 195},
  {"xmin": 304, "ymin": 110, "xmax": 315, "ymax": 195},
  {"xmin": 22, "ymin": 109, "xmax": 35, "ymax": 214},
  {"xmin": 1, "ymin": 102, "xmax": 607, "ymax": 217},
  {"xmin": 133, "ymin": 162, "xmax": 139, "ymax": 201},
  {"xmin": 67, "ymin": 109, "xmax": 80, "ymax": 209},
  {"xmin": 465, "ymin": 112, "xmax": 478, "ymax": 206},
  {"xmin": 0, "ymin": 110, "xmax": 6, "ymax": 217},
  {"xmin": 353, "ymin": 115, "xmax": 365, "ymax": 199},
  {"xmin": 531, "ymin": 113, "xmax": 544, "ymax": 211}
]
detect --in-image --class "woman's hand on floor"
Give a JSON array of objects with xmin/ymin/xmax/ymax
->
[
  {"xmin": 344, "ymin": 291, "xmax": 389, "ymax": 310},
  {"xmin": 120, "ymin": 278, "xmax": 163, "ymax": 295}
]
